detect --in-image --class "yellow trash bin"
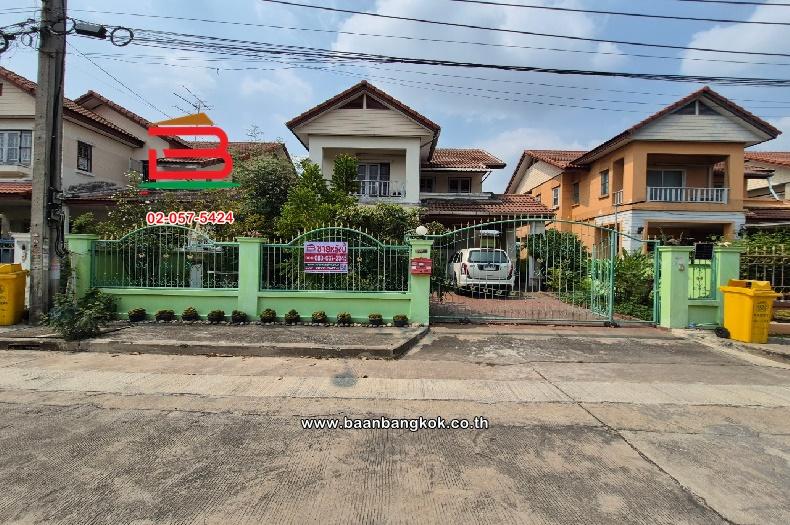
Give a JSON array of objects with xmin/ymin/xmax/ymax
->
[
  {"xmin": 0, "ymin": 263, "xmax": 27, "ymax": 326},
  {"xmin": 718, "ymin": 279, "xmax": 779, "ymax": 343}
]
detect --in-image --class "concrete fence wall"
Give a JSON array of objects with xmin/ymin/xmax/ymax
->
[{"xmin": 66, "ymin": 234, "xmax": 433, "ymax": 325}]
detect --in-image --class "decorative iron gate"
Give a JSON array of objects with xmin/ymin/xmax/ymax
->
[{"xmin": 429, "ymin": 218, "xmax": 659, "ymax": 325}]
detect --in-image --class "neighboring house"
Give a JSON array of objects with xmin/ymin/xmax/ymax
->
[
  {"xmin": 286, "ymin": 80, "xmax": 546, "ymax": 225},
  {"xmin": 744, "ymin": 152, "xmax": 790, "ymax": 199},
  {"xmin": 505, "ymin": 87, "xmax": 784, "ymax": 249}
]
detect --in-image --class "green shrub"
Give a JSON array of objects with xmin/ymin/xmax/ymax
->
[
  {"xmin": 284, "ymin": 309, "xmax": 300, "ymax": 324},
  {"xmin": 207, "ymin": 310, "xmax": 225, "ymax": 324},
  {"xmin": 259, "ymin": 308, "xmax": 277, "ymax": 323},
  {"xmin": 311, "ymin": 311, "xmax": 328, "ymax": 324},
  {"xmin": 182, "ymin": 307, "xmax": 199, "ymax": 322},
  {"xmin": 393, "ymin": 314, "xmax": 408, "ymax": 327},
  {"xmin": 46, "ymin": 289, "xmax": 116, "ymax": 340},
  {"xmin": 128, "ymin": 308, "xmax": 146, "ymax": 322},
  {"xmin": 337, "ymin": 312, "xmax": 352, "ymax": 325},
  {"xmin": 231, "ymin": 310, "xmax": 248, "ymax": 324},
  {"xmin": 368, "ymin": 313, "xmax": 383, "ymax": 326},
  {"xmin": 155, "ymin": 309, "xmax": 175, "ymax": 322}
]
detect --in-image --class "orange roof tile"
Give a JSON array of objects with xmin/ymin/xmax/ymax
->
[
  {"xmin": 422, "ymin": 194, "xmax": 552, "ymax": 218},
  {"xmin": 0, "ymin": 182, "xmax": 32, "ymax": 197},
  {"xmin": 744, "ymin": 151, "xmax": 790, "ymax": 168},
  {"xmin": 422, "ymin": 148, "xmax": 505, "ymax": 170}
]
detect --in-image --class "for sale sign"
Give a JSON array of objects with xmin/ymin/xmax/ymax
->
[{"xmin": 304, "ymin": 241, "xmax": 349, "ymax": 274}]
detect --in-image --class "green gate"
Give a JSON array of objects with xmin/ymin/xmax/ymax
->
[{"xmin": 428, "ymin": 217, "xmax": 659, "ymax": 325}]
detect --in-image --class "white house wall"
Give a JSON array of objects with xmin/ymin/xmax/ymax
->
[
  {"xmin": 515, "ymin": 160, "xmax": 561, "ymax": 194},
  {"xmin": 633, "ymin": 114, "xmax": 768, "ymax": 144},
  {"xmin": 296, "ymin": 107, "xmax": 433, "ymax": 146}
]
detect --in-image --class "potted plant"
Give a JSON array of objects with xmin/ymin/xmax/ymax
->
[
  {"xmin": 128, "ymin": 308, "xmax": 146, "ymax": 323},
  {"xmin": 155, "ymin": 309, "xmax": 175, "ymax": 323},
  {"xmin": 368, "ymin": 313, "xmax": 383, "ymax": 326},
  {"xmin": 259, "ymin": 308, "xmax": 277, "ymax": 323},
  {"xmin": 182, "ymin": 307, "xmax": 200, "ymax": 322},
  {"xmin": 311, "ymin": 311, "xmax": 328, "ymax": 324},
  {"xmin": 337, "ymin": 312, "xmax": 352, "ymax": 326},
  {"xmin": 207, "ymin": 309, "xmax": 225, "ymax": 324},
  {"xmin": 284, "ymin": 309, "xmax": 300, "ymax": 325},
  {"xmin": 393, "ymin": 314, "xmax": 409, "ymax": 327},
  {"xmin": 231, "ymin": 310, "xmax": 248, "ymax": 324}
]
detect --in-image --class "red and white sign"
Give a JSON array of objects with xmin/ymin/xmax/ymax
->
[{"xmin": 304, "ymin": 241, "xmax": 348, "ymax": 274}]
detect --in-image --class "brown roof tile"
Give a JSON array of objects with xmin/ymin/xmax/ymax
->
[
  {"xmin": 188, "ymin": 141, "xmax": 292, "ymax": 163},
  {"xmin": 422, "ymin": 148, "xmax": 505, "ymax": 170},
  {"xmin": 0, "ymin": 181, "xmax": 32, "ymax": 197},
  {"xmin": 0, "ymin": 67, "xmax": 144, "ymax": 147},
  {"xmin": 422, "ymin": 194, "xmax": 552, "ymax": 218},
  {"xmin": 744, "ymin": 151, "xmax": 790, "ymax": 168}
]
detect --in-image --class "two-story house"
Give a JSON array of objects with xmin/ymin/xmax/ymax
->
[
  {"xmin": 286, "ymin": 80, "xmax": 545, "ymax": 226},
  {"xmin": 505, "ymin": 87, "xmax": 783, "ymax": 250}
]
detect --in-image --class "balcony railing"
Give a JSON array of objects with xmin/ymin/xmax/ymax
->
[
  {"xmin": 355, "ymin": 180, "xmax": 406, "ymax": 200},
  {"xmin": 647, "ymin": 186, "xmax": 728, "ymax": 203},
  {"xmin": 613, "ymin": 189, "xmax": 624, "ymax": 205}
]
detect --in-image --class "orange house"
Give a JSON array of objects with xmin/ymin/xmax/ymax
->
[{"xmin": 505, "ymin": 87, "xmax": 783, "ymax": 251}]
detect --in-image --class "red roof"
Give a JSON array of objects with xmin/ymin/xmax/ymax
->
[
  {"xmin": 188, "ymin": 141, "xmax": 292, "ymax": 163},
  {"xmin": 504, "ymin": 150, "xmax": 586, "ymax": 193},
  {"xmin": 0, "ymin": 181, "xmax": 32, "ymax": 197},
  {"xmin": 574, "ymin": 86, "xmax": 781, "ymax": 165},
  {"xmin": 422, "ymin": 194, "xmax": 551, "ymax": 218},
  {"xmin": 744, "ymin": 151, "xmax": 790, "ymax": 168},
  {"xmin": 74, "ymin": 90, "xmax": 191, "ymax": 148},
  {"xmin": 0, "ymin": 67, "xmax": 144, "ymax": 147},
  {"xmin": 422, "ymin": 148, "xmax": 505, "ymax": 170}
]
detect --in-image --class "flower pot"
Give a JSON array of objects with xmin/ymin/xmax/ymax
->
[
  {"xmin": 369, "ymin": 318, "xmax": 383, "ymax": 326},
  {"xmin": 393, "ymin": 319, "xmax": 408, "ymax": 327}
]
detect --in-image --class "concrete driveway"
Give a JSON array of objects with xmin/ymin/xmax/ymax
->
[{"xmin": 0, "ymin": 326, "xmax": 788, "ymax": 524}]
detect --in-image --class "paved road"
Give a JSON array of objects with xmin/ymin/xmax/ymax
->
[{"xmin": 0, "ymin": 326, "xmax": 788, "ymax": 524}]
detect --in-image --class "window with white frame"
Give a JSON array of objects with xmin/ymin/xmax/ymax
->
[
  {"xmin": 0, "ymin": 130, "xmax": 33, "ymax": 166},
  {"xmin": 552, "ymin": 186, "xmax": 560, "ymax": 207},
  {"xmin": 77, "ymin": 141, "xmax": 93, "ymax": 173},
  {"xmin": 357, "ymin": 162, "xmax": 391, "ymax": 196},
  {"xmin": 448, "ymin": 177, "xmax": 471, "ymax": 193}
]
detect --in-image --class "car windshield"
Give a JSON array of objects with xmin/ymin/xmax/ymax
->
[{"xmin": 468, "ymin": 250, "xmax": 508, "ymax": 263}]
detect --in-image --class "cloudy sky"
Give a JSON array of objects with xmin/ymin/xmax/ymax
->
[{"xmin": 2, "ymin": 0, "xmax": 790, "ymax": 191}]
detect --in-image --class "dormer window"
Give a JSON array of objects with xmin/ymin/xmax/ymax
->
[
  {"xmin": 339, "ymin": 93, "xmax": 390, "ymax": 110},
  {"xmin": 673, "ymin": 100, "xmax": 718, "ymax": 116}
]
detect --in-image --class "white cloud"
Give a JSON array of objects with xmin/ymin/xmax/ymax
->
[
  {"xmin": 478, "ymin": 126, "xmax": 596, "ymax": 192},
  {"xmin": 680, "ymin": 2, "xmax": 790, "ymax": 77},
  {"xmin": 240, "ymin": 69, "xmax": 314, "ymax": 103},
  {"xmin": 141, "ymin": 51, "xmax": 218, "ymax": 96}
]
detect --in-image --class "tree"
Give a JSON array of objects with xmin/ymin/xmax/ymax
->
[
  {"xmin": 232, "ymin": 152, "xmax": 297, "ymax": 223},
  {"xmin": 330, "ymin": 153, "xmax": 359, "ymax": 197},
  {"xmin": 277, "ymin": 161, "xmax": 342, "ymax": 238}
]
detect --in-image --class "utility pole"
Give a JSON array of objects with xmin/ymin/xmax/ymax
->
[{"xmin": 30, "ymin": 0, "xmax": 67, "ymax": 322}]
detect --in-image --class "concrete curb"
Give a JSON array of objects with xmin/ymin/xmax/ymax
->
[{"xmin": 0, "ymin": 327, "xmax": 430, "ymax": 360}]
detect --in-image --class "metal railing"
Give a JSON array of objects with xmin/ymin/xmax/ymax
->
[
  {"xmin": 741, "ymin": 244, "xmax": 790, "ymax": 300},
  {"xmin": 260, "ymin": 226, "xmax": 410, "ymax": 292},
  {"xmin": 0, "ymin": 239, "xmax": 13, "ymax": 263},
  {"xmin": 92, "ymin": 226, "xmax": 239, "ymax": 289},
  {"xmin": 688, "ymin": 256, "xmax": 715, "ymax": 300},
  {"xmin": 613, "ymin": 189, "xmax": 623, "ymax": 205},
  {"xmin": 647, "ymin": 186, "xmax": 728, "ymax": 203},
  {"xmin": 355, "ymin": 180, "xmax": 405, "ymax": 199}
]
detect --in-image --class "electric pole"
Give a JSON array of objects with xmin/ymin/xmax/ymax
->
[{"xmin": 30, "ymin": 0, "xmax": 67, "ymax": 322}]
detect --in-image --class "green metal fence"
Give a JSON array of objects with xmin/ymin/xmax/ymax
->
[
  {"xmin": 688, "ymin": 257, "xmax": 715, "ymax": 300},
  {"xmin": 741, "ymin": 244, "xmax": 790, "ymax": 300},
  {"xmin": 91, "ymin": 226, "xmax": 239, "ymax": 289},
  {"xmin": 259, "ymin": 227, "xmax": 410, "ymax": 292}
]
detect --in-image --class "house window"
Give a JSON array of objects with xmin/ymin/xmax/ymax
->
[
  {"xmin": 357, "ymin": 162, "xmax": 391, "ymax": 196},
  {"xmin": 552, "ymin": 187, "xmax": 560, "ymax": 207},
  {"xmin": 448, "ymin": 177, "xmax": 471, "ymax": 193},
  {"xmin": 673, "ymin": 100, "xmax": 718, "ymax": 116},
  {"xmin": 572, "ymin": 182, "xmax": 580, "ymax": 205},
  {"xmin": 534, "ymin": 193, "xmax": 541, "ymax": 204},
  {"xmin": 0, "ymin": 130, "xmax": 33, "ymax": 166},
  {"xmin": 600, "ymin": 169, "xmax": 609, "ymax": 196},
  {"xmin": 77, "ymin": 141, "xmax": 93, "ymax": 173},
  {"xmin": 420, "ymin": 176, "xmax": 434, "ymax": 193},
  {"xmin": 647, "ymin": 169, "xmax": 683, "ymax": 188}
]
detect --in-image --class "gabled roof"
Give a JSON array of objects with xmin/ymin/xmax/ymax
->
[
  {"xmin": 422, "ymin": 148, "xmax": 505, "ymax": 170},
  {"xmin": 0, "ymin": 67, "xmax": 144, "ymax": 147},
  {"xmin": 74, "ymin": 90, "xmax": 191, "ymax": 148},
  {"xmin": 574, "ymin": 86, "xmax": 781, "ymax": 165},
  {"xmin": 744, "ymin": 151, "xmax": 790, "ymax": 168},
  {"xmin": 504, "ymin": 150, "xmax": 586, "ymax": 193}
]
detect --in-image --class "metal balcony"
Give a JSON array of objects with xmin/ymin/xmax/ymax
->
[{"xmin": 355, "ymin": 180, "xmax": 406, "ymax": 200}]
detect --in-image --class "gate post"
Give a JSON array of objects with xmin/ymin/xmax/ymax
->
[
  {"xmin": 712, "ymin": 246, "xmax": 742, "ymax": 324},
  {"xmin": 658, "ymin": 246, "xmax": 694, "ymax": 329},
  {"xmin": 65, "ymin": 234, "xmax": 98, "ymax": 299},
  {"xmin": 408, "ymin": 237, "xmax": 434, "ymax": 325},
  {"xmin": 237, "ymin": 237, "xmax": 263, "ymax": 317}
]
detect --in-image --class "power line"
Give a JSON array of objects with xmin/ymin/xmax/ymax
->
[
  {"xmin": 259, "ymin": 0, "xmax": 790, "ymax": 59},
  {"xmin": 61, "ymin": 10, "xmax": 790, "ymax": 69},
  {"xmin": 447, "ymin": 0, "xmax": 790, "ymax": 25},
  {"xmin": 119, "ymin": 28, "xmax": 790, "ymax": 87},
  {"xmin": 67, "ymin": 42, "xmax": 170, "ymax": 118},
  {"xmin": 674, "ymin": 0, "xmax": 790, "ymax": 6}
]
